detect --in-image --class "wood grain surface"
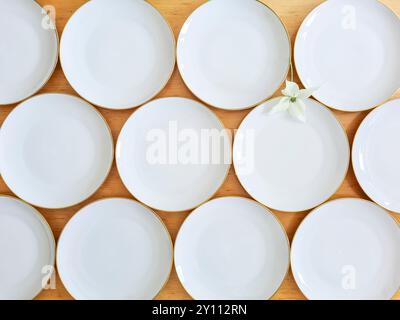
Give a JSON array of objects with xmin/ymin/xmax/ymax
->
[{"xmin": 1, "ymin": 0, "xmax": 399, "ymax": 300}]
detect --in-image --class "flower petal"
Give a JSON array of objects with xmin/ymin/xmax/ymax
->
[
  {"xmin": 297, "ymin": 87, "xmax": 319, "ymax": 99},
  {"xmin": 270, "ymin": 97, "xmax": 290, "ymax": 114},
  {"xmin": 297, "ymin": 98, "xmax": 306, "ymax": 112},
  {"xmin": 282, "ymin": 81, "xmax": 300, "ymax": 97},
  {"xmin": 288, "ymin": 100, "xmax": 306, "ymax": 122}
]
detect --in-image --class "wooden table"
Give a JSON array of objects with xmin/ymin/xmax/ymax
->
[{"xmin": 1, "ymin": 0, "xmax": 399, "ymax": 300}]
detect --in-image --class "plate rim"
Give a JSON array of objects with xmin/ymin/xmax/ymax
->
[
  {"xmin": 290, "ymin": 197, "xmax": 400, "ymax": 300},
  {"xmin": 0, "ymin": 194, "xmax": 56, "ymax": 300},
  {"xmin": 0, "ymin": 0, "xmax": 59, "ymax": 106},
  {"xmin": 176, "ymin": 0, "xmax": 291, "ymax": 111},
  {"xmin": 0, "ymin": 93, "xmax": 115, "ymax": 210},
  {"xmin": 115, "ymin": 96, "xmax": 232, "ymax": 213},
  {"xmin": 55, "ymin": 197, "xmax": 174, "ymax": 300},
  {"xmin": 352, "ymin": 98, "xmax": 400, "ymax": 214},
  {"xmin": 232, "ymin": 97, "xmax": 350, "ymax": 213},
  {"xmin": 59, "ymin": 0, "xmax": 176, "ymax": 110},
  {"xmin": 293, "ymin": 0, "xmax": 400, "ymax": 112},
  {"xmin": 173, "ymin": 195, "xmax": 290, "ymax": 300}
]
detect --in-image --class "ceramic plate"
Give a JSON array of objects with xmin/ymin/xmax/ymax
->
[
  {"xmin": 174, "ymin": 197, "xmax": 289, "ymax": 300},
  {"xmin": 177, "ymin": 0, "xmax": 290, "ymax": 110},
  {"xmin": 291, "ymin": 198, "xmax": 400, "ymax": 300},
  {"xmin": 353, "ymin": 99, "xmax": 400, "ymax": 213},
  {"xmin": 233, "ymin": 98, "xmax": 349, "ymax": 212},
  {"xmin": 0, "ymin": 94, "xmax": 113, "ymax": 209},
  {"xmin": 0, "ymin": 0, "xmax": 58, "ymax": 105},
  {"xmin": 60, "ymin": 0, "xmax": 175, "ymax": 110},
  {"xmin": 0, "ymin": 196, "xmax": 55, "ymax": 300},
  {"xmin": 295, "ymin": 0, "xmax": 400, "ymax": 111},
  {"xmin": 116, "ymin": 97, "xmax": 231, "ymax": 212},
  {"xmin": 57, "ymin": 198, "xmax": 173, "ymax": 300}
]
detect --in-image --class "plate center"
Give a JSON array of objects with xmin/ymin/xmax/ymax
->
[
  {"xmin": 315, "ymin": 25, "xmax": 383, "ymax": 93},
  {"xmin": 255, "ymin": 120, "xmax": 324, "ymax": 189},
  {"xmin": 0, "ymin": 16, "xmax": 40, "ymax": 85},
  {"xmin": 0, "ymin": 214, "xmax": 39, "ymax": 287},
  {"xmin": 86, "ymin": 20, "xmax": 156, "ymax": 88},
  {"xmin": 197, "ymin": 220, "xmax": 267, "ymax": 286},
  {"xmin": 24, "ymin": 116, "xmax": 95, "ymax": 184},
  {"xmin": 79, "ymin": 217, "xmax": 153, "ymax": 295},
  {"xmin": 201, "ymin": 20, "xmax": 267, "ymax": 91}
]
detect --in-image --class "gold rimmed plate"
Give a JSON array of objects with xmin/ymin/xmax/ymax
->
[
  {"xmin": 57, "ymin": 198, "xmax": 173, "ymax": 300},
  {"xmin": 352, "ymin": 99, "xmax": 400, "ymax": 213},
  {"xmin": 0, "ymin": 195, "xmax": 55, "ymax": 300},
  {"xmin": 0, "ymin": 94, "xmax": 114, "ymax": 209},
  {"xmin": 233, "ymin": 97, "xmax": 349, "ymax": 212},
  {"xmin": 294, "ymin": 0, "xmax": 400, "ymax": 112},
  {"xmin": 174, "ymin": 196, "xmax": 290, "ymax": 300},
  {"xmin": 116, "ymin": 97, "xmax": 232, "ymax": 212},
  {"xmin": 0, "ymin": 0, "xmax": 58, "ymax": 105},
  {"xmin": 177, "ymin": 0, "xmax": 290, "ymax": 110},
  {"xmin": 291, "ymin": 198, "xmax": 400, "ymax": 300},
  {"xmin": 60, "ymin": 0, "xmax": 176, "ymax": 110}
]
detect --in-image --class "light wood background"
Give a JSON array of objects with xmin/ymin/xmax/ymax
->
[{"xmin": 1, "ymin": 0, "xmax": 399, "ymax": 300}]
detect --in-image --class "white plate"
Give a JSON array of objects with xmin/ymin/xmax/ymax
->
[
  {"xmin": 0, "ymin": 94, "xmax": 113, "ymax": 209},
  {"xmin": 295, "ymin": 0, "xmax": 400, "ymax": 111},
  {"xmin": 353, "ymin": 99, "xmax": 400, "ymax": 213},
  {"xmin": 116, "ymin": 97, "xmax": 231, "ymax": 212},
  {"xmin": 177, "ymin": 0, "xmax": 290, "ymax": 110},
  {"xmin": 57, "ymin": 198, "xmax": 173, "ymax": 300},
  {"xmin": 291, "ymin": 198, "xmax": 400, "ymax": 300},
  {"xmin": 233, "ymin": 98, "xmax": 349, "ymax": 212},
  {"xmin": 174, "ymin": 196, "xmax": 289, "ymax": 300},
  {"xmin": 60, "ymin": 0, "xmax": 175, "ymax": 110},
  {"xmin": 0, "ymin": 195, "xmax": 55, "ymax": 300},
  {"xmin": 0, "ymin": 0, "xmax": 58, "ymax": 105}
]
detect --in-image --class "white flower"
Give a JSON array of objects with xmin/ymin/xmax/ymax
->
[{"xmin": 270, "ymin": 81, "xmax": 317, "ymax": 122}]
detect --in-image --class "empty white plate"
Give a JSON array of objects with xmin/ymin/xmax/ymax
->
[
  {"xmin": 177, "ymin": 0, "xmax": 290, "ymax": 110},
  {"xmin": 0, "ymin": 94, "xmax": 113, "ymax": 209},
  {"xmin": 291, "ymin": 198, "xmax": 400, "ymax": 300},
  {"xmin": 116, "ymin": 97, "xmax": 231, "ymax": 212},
  {"xmin": 0, "ymin": 0, "xmax": 58, "ymax": 105},
  {"xmin": 295, "ymin": 0, "xmax": 400, "ymax": 111},
  {"xmin": 57, "ymin": 198, "xmax": 173, "ymax": 300},
  {"xmin": 174, "ymin": 197, "xmax": 289, "ymax": 300},
  {"xmin": 0, "ymin": 195, "xmax": 55, "ymax": 300},
  {"xmin": 353, "ymin": 99, "xmax": 400, "ymax": 213},
  {"xmin": 60, "ymin": 0, "xmax": 175, "ymax": 110},
  {"xmin": 233, "ymin": 98, "xmax": 349, "ymax": 212}
]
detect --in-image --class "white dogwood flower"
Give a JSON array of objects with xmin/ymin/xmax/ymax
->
[{"xmin": 270, "ymin": 81, "xmax": 317, "ymax": 122}]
